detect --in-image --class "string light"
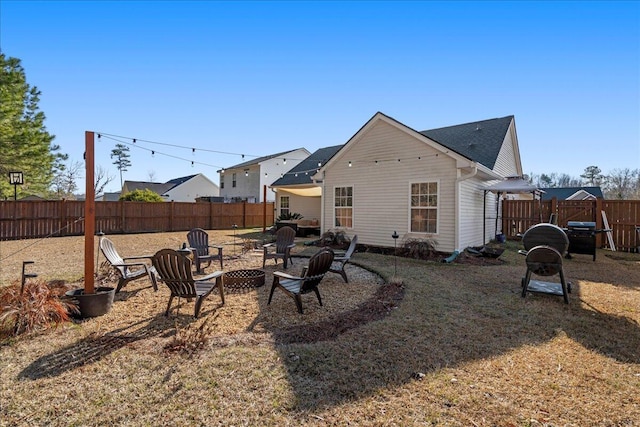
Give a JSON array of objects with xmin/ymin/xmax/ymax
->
[
  {"xmin": 283, "ymin": 158, "xmax": 286, "ymax": 164},
  {"xmin": 348, "ymin": 161, "xmax": 352, "ymax": 167}
]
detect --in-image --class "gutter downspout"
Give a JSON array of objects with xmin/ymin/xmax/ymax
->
[{"xmin": 455, "ymin": 166, "xmax": 478, "ymax": 252}]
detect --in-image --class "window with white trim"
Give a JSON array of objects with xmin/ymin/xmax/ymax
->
[
  {"xmin": 220, "ymin": 175, "xmax": 224, "ymax": 189},
  {"xmin": 410, "ymin": 182, "xmax": 438, "ymax": 233},
  {"xmin": 280, "ymin": 196, "xmax": 290, "ymax": 217},
  {"xmin": 334, "ymin": 186, "xmax": 353, "ymax": 227},
  {"xmin": 232, "ymin": 173, "xmax": 237, "ymax": 188}
]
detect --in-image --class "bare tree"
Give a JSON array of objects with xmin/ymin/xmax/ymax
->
[
  {"xmin": 50, "ymin": 160, "xmax": 83, "ymax": 199},
  {"xmin": 94, "ymin": 165, "xmax": 115, "ymax": 198},
  {"xmin": 147, "ymin": 170, "xmax": 157, "ymax": 182},
  {"xmin": 603, "ymin": 168, "xmax": 640, "ymax": 199}
]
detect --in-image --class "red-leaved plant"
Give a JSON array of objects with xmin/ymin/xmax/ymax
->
[{"xmin": 0, "ymin": 279, "xmax": 79, "ymax": 338}]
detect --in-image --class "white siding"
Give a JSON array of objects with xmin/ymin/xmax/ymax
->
[
  {"xmin": 219, "ymin": 148, "xmax": 310, "ymax": 202},
  {"xmin": 458, "ymin": 176, "xmax": 497, "ymax": 248},
  {"xmin": 275, "ymin": 190, "xmax": 321, "ymax": 222},
  {"xmin": 492, "ymin": 119, "xmax": 521, "ymax": 177},
  {"xmin": 322, "ymin": 120, "xmax": 459, "ymax": 252},
  {"xmin": 259, "ymin": 148, "xmax": 309, "ymax": 202},
  {"xmin": 164, "ymin": 174, "xmax": 219, "ymax": 202}
]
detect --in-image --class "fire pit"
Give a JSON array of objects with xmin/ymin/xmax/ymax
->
[{"xmin": 223, "ymin": 269, "xmax": 265, "ymax": 293}]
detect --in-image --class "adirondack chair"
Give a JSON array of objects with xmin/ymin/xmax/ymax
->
[
  {"xmin": 519, "ymin": 223, "xmax": 571, "ymax": 304},
  {"xmin": 99, "ymin": 236, "xmax": 158, "ymax": 293},
  {"xmin": 268, "ymin": 248, "xmax": 334, "ymax": 314},
  {"xmin": 186, "ymin": 228, "xmax": 224, "ymax": 273},
  {"xmin": 151, "ymin": 248, "xmax": 225, "ymax": 318},
  {"xmin": 263, "ymin": 226, "xmax": 296, "ymax": 269},
  {"xmin": 329, "ymin": 235, "xmax": 358, "ymax": 283}
]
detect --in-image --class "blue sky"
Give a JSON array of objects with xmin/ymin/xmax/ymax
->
[{"xmin": 1, "ymin": 1, "xmax": 638, "ymax": 193}]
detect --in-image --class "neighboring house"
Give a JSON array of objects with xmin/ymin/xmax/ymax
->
[
  {"xmin": 101, "ymin": 192, "xmax": 121, "ymax": 201},
  {"xmin": 313, "ymin": 112, "xmax": 522, "ymax": 253},
  {"xmin": 122, "ymin": 173, "xmax": 219, "ymax": 202},
  {"xmin": 270, "ymin": 145, "xmax": 343, "ymax": 221},
  {"xmin": 540, "ymin": 187, "xmax": 603, "ymax": 201},
  {"xmin": 218, "ymin": 148, "xmax": 310, "ymax": 203}
]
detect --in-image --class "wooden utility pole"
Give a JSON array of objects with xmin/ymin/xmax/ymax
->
[
  {"xmin": 263, "ymin": 185, "xmax": 267, "ymax": 232},
  {"xmin": 84, "ymin": 131, "xmax": 95, "ymax": 294}
]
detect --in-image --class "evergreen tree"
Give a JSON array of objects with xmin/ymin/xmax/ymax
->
[
  {"xmin": 110, "ymin": 143, "xmax": 131, "ymax": 189},
  {"xmin": 581, "ymin": 165, "xmax": 603, "ymax": 186},
  {"xmin": 0, "ymin": 54, "xmax": 65, "ymax": 199}
]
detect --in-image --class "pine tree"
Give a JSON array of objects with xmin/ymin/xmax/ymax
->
[
  {"xmin": 0, "ymin": 54, "xmax": 66, "ymax": 199},
  {"xmin": 110, "ymin": 143, "xmax": 132, "ymax": 189}
]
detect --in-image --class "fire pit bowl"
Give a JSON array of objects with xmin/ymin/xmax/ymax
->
[{"xmin": 223, "ymin": 269, "xmax": 265, "ymax": 293}]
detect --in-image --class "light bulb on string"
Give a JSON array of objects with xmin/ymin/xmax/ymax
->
[
  {"xmin": 192, "ymin": 148, "xmax": 195, "ymax": 155},
  {"xmin": 283, "ymin": 158, "xmax": 287, "ymax": 165},
  {"xmin": 348, "ymin": 161, "xmax": 352, "ymax": 167},
  {"xmin": 191, "ymin": 161, "xmax": 194, "ymax": 167},
  {"xmin": 151, "ymin": 151, "xmax": 155, "ymax": 158},
  {"xmin": 133, "ymin": 138, "xmax": 136, "ymax": 143}
]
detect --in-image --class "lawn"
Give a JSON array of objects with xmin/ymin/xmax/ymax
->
[{"xmin": 1, "ymin": 229, "xmax": 639, "ymax": 426}]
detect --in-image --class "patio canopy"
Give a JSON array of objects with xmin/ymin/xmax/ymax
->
[
  {"xmin": 484, "ymin": 177, "xmax": 542, "ymax": 194},
  {"xmin": 483, "ymin": 177, "xmax": 544, "ymax": 242}
]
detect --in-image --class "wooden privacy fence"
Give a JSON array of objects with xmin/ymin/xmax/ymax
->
[
  {"xmin": 0, "ymin": 200, "xmax": 275, "ymax": 241},
  {"xmin": 502, "ymin": 198, "xmax": 640, "ymax": 252}
]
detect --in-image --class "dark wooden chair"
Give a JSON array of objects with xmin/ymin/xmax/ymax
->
[
  {"xmin": 329, "ymin": 235, "xmax": 358, "ymax": 283},
  {"xmin": 186, "ymin": 228, "xmax": 223, "ymax": 273},
  {"xmin": 520, "ymin": 223, "xmax": 571, "ymax": 304},
  {"xmin": 99, "ymin": 236, "xmax": 158, "ymax": 293},
  {"xmin": 151, "ymin": 248, "xmax": 224, "ymax": 318},
  {"xmin": 263, "ymin": 226, "xmax": 296, "ymax": 269},
  {"xmin": 268, "ymin": 248, "xmax": 334, "ymax": 314}
]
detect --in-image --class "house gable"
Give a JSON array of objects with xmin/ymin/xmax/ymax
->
[
  {"xmin": 420, "ymin": 116, "xmax": 514, "ymax": 170},
  {"xmin": 318, "ymin": 112, "xmax": 521, "ymax": 253}
]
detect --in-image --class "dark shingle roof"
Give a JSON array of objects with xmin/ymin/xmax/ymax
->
[
  {"xmin": 124, "ymin": 181, "xmax": 175, "ymax": 195},
  {"xmin": 420, "ymin": 116, "xmax": 513, "ymax": 169},
  {"xmin": 540, "ymin": 187, "xmax": 603, "ymax": 200},
  {"xmin": 271, "ymin": 145, "xmax": 344, "ymax": 186},
  {"xmin": 224, "ymin": 148, "xmax": 306, "ymax": 170},
  {"xmin": 166, "ymin": 174, "xmax": 197, "ymax": 186}
]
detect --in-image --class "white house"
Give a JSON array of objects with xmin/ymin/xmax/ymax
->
[
  {"xmin": 218, "ymin": 148, "xmax": 310, "ymax": 203},
  {"xmin": 122, "ymin": 173, "xmax": 219, "ymax": 202},
  {"xmin": 313, "ymin": 112, "xmax": 522, "ymax": 253},
  {"xmin": 270, "ymin": 145, "xmax": 343, "ymax": 221}
]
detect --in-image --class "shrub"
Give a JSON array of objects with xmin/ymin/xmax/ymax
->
[
  {"xmin": 0, "ymin": 279, "xmax": 78, "ymax": 338},
  {"xmin": 402, "ymin": 237, "xmax": 438, "ymax": 259},
  {"xmin": 119, "ymin": 189, "xmax": 164, "ymax": 202},
  {"xmin": 276, "ymin": 212, "xmax": 303, "ymax": 221},
  {"xmin": 164, "ymin": 316, "xmax": 216, "ymax": 356}
]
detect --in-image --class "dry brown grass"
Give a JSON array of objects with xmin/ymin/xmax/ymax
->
[{"xmin": 1, "ymin": 230, "xmax": 639, "ymax": 426}]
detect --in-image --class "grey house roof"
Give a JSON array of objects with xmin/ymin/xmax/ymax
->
[
  {"xmin": 420, "ymin": 115, "xmax": 514, "ymax": 170},
  {"xmin": 166, "ymin": 174, "xmax": 197, "ymax": 186},
  {"xmin": 123, "ymin": 181, "xmax": 175, "ymax": 195},
  {"xmin": 271, "ymin": 145, "xmax": 344, "ymax": 187},
  {"xmin": 541, "ymin": 187, "xmax": 603, "ymax": 200},
  {"xmin": 224, "ymin": 148, "xmax": 306, "ymax": 170}
]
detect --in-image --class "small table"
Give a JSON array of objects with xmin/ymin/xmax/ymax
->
[{"xmin": 223, "ymin": 269, "xmax": 265, "ymax": 293}]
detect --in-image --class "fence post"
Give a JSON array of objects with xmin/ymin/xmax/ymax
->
[{"xmin": 595, "ymin": 198, "xmax": 604, "ymax": 248}]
